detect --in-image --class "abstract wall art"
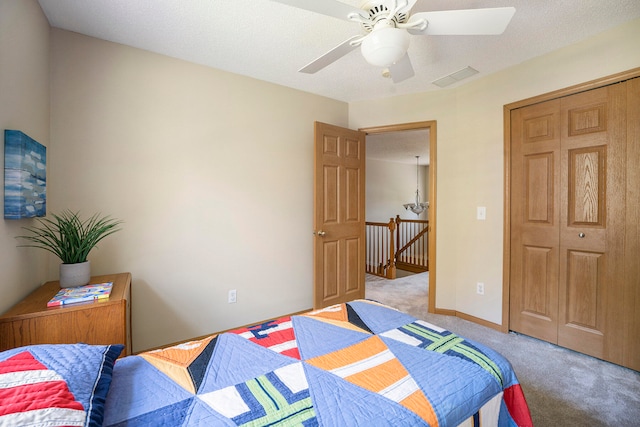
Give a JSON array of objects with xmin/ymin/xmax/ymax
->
[{"xmin": 4, "ymin": 130, "xmax": 47, "ymax": 219}]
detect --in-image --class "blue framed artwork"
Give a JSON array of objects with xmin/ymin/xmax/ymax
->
[{"xmin": 4, "ymin": 130, "xmax": 47, "ymax": 219}]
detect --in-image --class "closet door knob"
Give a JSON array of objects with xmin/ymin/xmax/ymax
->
[{"xmin": 578, "ymin": 232, "xmax": 586, "ymax": 238}]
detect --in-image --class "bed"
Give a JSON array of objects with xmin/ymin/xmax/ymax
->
[{"xmin": 0, "ymin": 299, "xmax": 533, "ymax": 426}]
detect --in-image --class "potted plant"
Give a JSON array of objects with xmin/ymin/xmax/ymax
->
[{"xmin": 17, "ymin": 210, "xmax": 122, "ymax": 288}]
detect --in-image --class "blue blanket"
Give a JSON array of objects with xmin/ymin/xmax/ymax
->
[{"xmin": 104, "ymin": 300, "xmax": 532, "ymax": 426}]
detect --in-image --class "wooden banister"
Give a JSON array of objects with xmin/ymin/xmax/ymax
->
[
  {"xmin": 395, "ymin": 215, "xmax": 429, "ymax": 273},
  {"xmin": 365, "ymin": 218, "xmax": 396, "ymax": 279},
  {"xmin": 365, "ymin": 216, "xmax": 428, "ymax": 279}
]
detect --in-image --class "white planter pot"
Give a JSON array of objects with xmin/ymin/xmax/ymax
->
[{"xmin": 59, "ymin": 261, "xmax": 91, "ymax": 288}]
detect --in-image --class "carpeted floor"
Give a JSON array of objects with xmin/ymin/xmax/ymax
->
[{"xmin": 365, "ymin": 272, "xmax": 640, "ymax": 427}]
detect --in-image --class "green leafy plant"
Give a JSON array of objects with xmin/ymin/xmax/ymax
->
[{"xmin": 16, "ymin": 210, "xmax": 122, "ymax": 264}]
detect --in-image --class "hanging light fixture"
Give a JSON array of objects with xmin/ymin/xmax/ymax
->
[{"xmin": 403, "ymin": 155, "xmax": 429, "ymax": 215}]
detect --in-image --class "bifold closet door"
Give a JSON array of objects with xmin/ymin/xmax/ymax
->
[{"xmin": 510, "ymin": 81, "xmax": 629, "ymax": 365}]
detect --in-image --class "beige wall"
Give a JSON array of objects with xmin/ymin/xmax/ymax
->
[
  {"xmin": 49, "ymin": 29, "xmax": 348, "ymax": 351},
  {"xmin": 366, "ymin": 159, "xmax": 428, "ymax": 222},
  {"xmin": 350, "ymin": 18, "xmax": 640, "ymax": 325},
  {"xmin": 0, "ymin": 0, "xmax": 51, "ymax": 314}
]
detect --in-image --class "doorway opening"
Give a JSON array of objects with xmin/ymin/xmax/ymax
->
[{"xmin": 359, "ymin": 121, "xmax": 437, "ymax": 314}]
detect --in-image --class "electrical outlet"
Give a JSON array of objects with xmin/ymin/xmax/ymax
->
[
  {"xmin": 228, "ymin": 289, "xmax": 237, "ymax": 303},
  {"xmin": 476, "ymin": 282, "xmax": 485, "ymax": 295}
]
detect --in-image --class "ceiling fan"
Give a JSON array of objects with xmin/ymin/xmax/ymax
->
[{"xmin": 270, "ymin": 0, "xmax": 515, "ymax": 83}]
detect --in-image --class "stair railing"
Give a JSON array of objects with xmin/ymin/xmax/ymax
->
[
  {"xmin": 394, "ymin": 215, "xmax": 429, "ymax": 273},
  {"xmin": 365, "ymin": 215, "xmax": 429, "ymax": 279},
  {"xmin": 365, "ymin": 218, "xmax": 396, "ymax": 279}
]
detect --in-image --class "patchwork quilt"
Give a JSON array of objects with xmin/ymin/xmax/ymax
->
[
  {"xmin": 0, "ymin": 343, "xmax": 123, "ymax": 427},
  {"xmin": 104, "ymin": 300, "xmax": 532, "ymax": 426}
]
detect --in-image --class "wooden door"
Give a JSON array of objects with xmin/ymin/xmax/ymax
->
[
  {"xmin": 510, "ymin": 82, "xmax": 628, "ymax": 362},
  {"xmin": 557, "ymin": 84, "xmax": 626, "ymax": 359},
  {"xmin": 624, "ymin": 77, "xmax": 640, "ymax": 371},
  {"xmin": 313, "ymin": 122, "xmax": 366, "ymax": 309},
  {"xmin": 509, "ymin": 99, "xmax": 561, "ymax": 343}
]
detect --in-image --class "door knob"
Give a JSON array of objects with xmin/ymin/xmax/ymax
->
[
  {"xmin": 314, "ymin": 231, "xmax": 326, "ymax": 236},
  {"xmin": 578, "ymin": 232, "xmax": 586, "ymax": 238}
]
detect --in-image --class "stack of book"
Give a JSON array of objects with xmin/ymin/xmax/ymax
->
[{"xmin": 47, "ymin": 282, "xmax": 113, "ymax": 307}]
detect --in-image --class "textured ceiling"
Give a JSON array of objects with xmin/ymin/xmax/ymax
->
[
  {"xmin": 367, "ymin": 129, "xmax": 430, "ymax": 165},
  {"xmin": 38, "ymin": 0, "xmax": 640, "ymax": 103}
]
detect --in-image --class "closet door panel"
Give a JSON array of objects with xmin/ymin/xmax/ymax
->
[
  {"xmin": 558, "ymin": 83, "xmax": 626, "ymax": 363},
  {"xmin": 567, "ymin": 146, "xmax": 606, "ymax": 227},
  {"xmin": 510, "ymin": 100, "xmax": 560, "ymax": 342},
  {"xmin": 558, "ymin": 249, "xmax": 606, "ymax": 356},
  {"xmin": 517, "ymin": 245, "xmax": 558, "ymax": 343},
  {"xmin": 525, "ymin": 153, "xmax": 555, "ymax": 223}
]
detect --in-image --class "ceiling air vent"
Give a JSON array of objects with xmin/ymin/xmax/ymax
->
[{"xmin": 432, "ymin": 66, "xmax": 479, "ymax": 88}]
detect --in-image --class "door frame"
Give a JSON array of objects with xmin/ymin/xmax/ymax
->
[
  {"xmin": 359, "ymin": 121, "xmax": 438, "ymax": 314},
  {"xmin": 502, "ymin": 67, "xmax": 640, "ymax": 333}
]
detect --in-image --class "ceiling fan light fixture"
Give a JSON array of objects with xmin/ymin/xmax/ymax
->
[{"xmin": 361, "ymin": 26, "xmax": 410, "ymax": 67}]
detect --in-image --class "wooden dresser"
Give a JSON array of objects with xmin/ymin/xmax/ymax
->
[{"xmin": 0, "ymin": 272, "xmax": 132, "ymax": 356}]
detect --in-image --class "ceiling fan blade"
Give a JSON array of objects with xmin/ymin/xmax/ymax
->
[
  {"xmin": 407, "ymin": 7, "xmax": 516, "ymax": 35},
  {"xmin": 269, "ymin": 0, "xmax": 367, "ymax": 21},
  {"xmin": 299, "ymin": 35, "xmax": 361, "ymax": 74},
  {"xmin": 389, "ymin": 54, "xmax": 415, "ymax": 83}
]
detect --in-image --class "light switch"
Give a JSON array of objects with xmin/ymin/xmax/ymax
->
[{"xmin": 477, "ymin": 206, "xmax": 486, "ymax": 220}]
